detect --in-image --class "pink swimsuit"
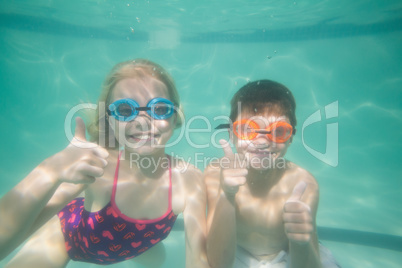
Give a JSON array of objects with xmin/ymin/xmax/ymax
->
[{"xmin": 58, "ymin": 153, "xmax": 177, "ymax": 264}]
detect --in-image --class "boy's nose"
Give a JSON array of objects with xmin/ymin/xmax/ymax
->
[{"xmin": 252, "ymin": 133, "xmax": 272, "ymax": 147}]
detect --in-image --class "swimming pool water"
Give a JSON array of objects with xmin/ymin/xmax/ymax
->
[{"xmin": 1, "ymin": 1, "xmax": 401, "ymax": 267}]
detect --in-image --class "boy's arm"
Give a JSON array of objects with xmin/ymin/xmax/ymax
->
[
  {"xmin": 205, "ymin": 164, "xmax": 237, "ymax": 268},
  {"xmin": 0, "ymin": 118, "xmax": 108, "ymax": 260},
  {"xmin": 284, "ymin": 178, "xmax": 322, "ymax": 268},
  {"xmin": 181, "ymin": 166, "xmax": 210, "ymax": 268},
  {"xmin": 205, "ymin": 140, "xmax": 247, "ymax": 268}
]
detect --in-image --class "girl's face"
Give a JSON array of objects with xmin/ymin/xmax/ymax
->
[
  {"xmin": 233, "ymin": 112, "xmax": 293, "ymax": 171},
  {"xmin": 108, "ymin": 75, "xmax": 177, "ymax": 156}
]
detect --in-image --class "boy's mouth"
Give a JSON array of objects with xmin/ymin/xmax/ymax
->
[{"xmin": 247, "ymin": 149, "xmax": 278, "ymax": 158}]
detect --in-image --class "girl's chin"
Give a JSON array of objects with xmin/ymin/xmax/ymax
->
[
  {"xmin": 123, "ymin": 144, "xmax": 165, "ymax": 156},
  {"xmin": 126, "ymin": 136, "xmax": 157, "ymax": 145}
]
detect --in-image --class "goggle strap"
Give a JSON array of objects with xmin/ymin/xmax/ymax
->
[
  {"xmin": 136, "ymin": 107, "xmax": 151, "ymax": 112},
  {"xmin": 254, "ymin": 130, "xmax": 271, "ymax": 134},
  {"xmin": 215, "ymin": 124, "xmax": 231, "ymax": 130}
]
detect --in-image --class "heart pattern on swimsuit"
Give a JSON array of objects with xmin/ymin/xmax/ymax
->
[
  {"xmin": 113, "ymin": 223, "xmax": 126, "ymax": 232},
  {"xmin": 135, "ymin": 224, "xmax": 146, "ymax": 231},
  {"xmin": 58, "ymin": 197, "xmax": 178, "ymax": 265},
  {"xmin": 131, "ymin": 241, "xmax": 142, "ymax": 248}
]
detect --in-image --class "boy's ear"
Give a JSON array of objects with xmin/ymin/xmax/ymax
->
[
  {"xmin": 228, "ymin": 129, "xmax": 235, "ymax": 144},
  {"xmin": 288, "ymin": 135, "xmax": 294, "ymax": 145}
]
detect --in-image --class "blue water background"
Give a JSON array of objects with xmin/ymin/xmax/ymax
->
[{"xmin": 0, "ymin": 1, "xmax": 401, "ymax": 267}]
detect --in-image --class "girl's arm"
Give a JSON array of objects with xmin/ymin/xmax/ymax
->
[
  {"xmin": 0, "ymin": 118, "xmax": 108, "ymax": 260},
  {"xmin": 0, "ymin": 168, "xmax": 86, "ymax": 260},
  {"xmin": 182, "ymin": 166, "xmax": 210, "ymax": 268}
]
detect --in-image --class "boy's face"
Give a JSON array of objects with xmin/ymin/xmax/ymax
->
[{"xmin": 233, "ymin": 111, "xmax": 293, "ymax": 171}]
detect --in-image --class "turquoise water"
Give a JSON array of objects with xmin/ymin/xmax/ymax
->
[{"xmin": 1, "ymin": 0, "xmax": 402, "ymax": 267}]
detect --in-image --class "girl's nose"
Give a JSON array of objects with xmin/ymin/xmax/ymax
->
[{"xmin": 131, "ymin": 113, "xmax": 152, "ymax": 130}]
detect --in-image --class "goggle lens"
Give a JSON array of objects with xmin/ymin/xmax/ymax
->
[
  {"xmin": 233, "ymin": 120, "xmax": 293, "ymax": 143},
  {"xmin": 267, "ymin": 122, "xmax": 293, "ymax": 143},
  {"xmin": 233, "ymin": 120, "xmax": 258, "ymax": 140},
  {"xmin": 108, "ymin": 98, "xmax": 175, "ymax": 121},
  {"xmin": 116, "ymin": 103, "xmax": 134, "ymax": 117},
  {"xmin": 152, "ymin": 102, "xmax": 173, "ymax": 116}
]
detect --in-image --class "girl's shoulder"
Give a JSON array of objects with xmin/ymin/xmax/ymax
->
[
  {"xmin": 169, "ymin": 156, "xmax": 205, "ymax": 191},
  {"xmin": 169, "ymin": 156, "xmax": 202, "ymax": 176}
]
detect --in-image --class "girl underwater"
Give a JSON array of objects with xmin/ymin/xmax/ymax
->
[{"xmin": 6, "ymin": 59, "xmax": 209, "ymax": 268}]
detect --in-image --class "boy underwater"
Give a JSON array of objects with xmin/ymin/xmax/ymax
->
[{"xmin": 205, "ymin": 80, "xmax": 340, "ymax": 268}]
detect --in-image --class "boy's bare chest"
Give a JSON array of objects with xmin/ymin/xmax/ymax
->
[
  {"xmin": 235, "ymin": 186, "xmax": 288, "ymax": 232},
  {"xmin": 234, "ymin": 188, "xmax": 290, "ymax": 253}
]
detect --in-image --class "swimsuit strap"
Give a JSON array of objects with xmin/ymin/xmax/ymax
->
[{"xmin": 111, "ymin": 151, "xmax": 173, "ymax": 224}]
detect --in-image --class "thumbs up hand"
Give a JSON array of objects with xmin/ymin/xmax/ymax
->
[
  {"xmin": 283, "ymin": 181, "xmax": 314, "ymax": 244},
  {"xmin": 219, "ymin": 139, "xmax": 248, "ymax": 197},
  {"xmin": 47, "ymin": 117, "xmax": 109, "ymax": 185}
]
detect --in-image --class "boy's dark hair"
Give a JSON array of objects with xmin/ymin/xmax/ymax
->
[{"xmin": 229, "ymin": 80, "xmax": 297, "ymax": 130}]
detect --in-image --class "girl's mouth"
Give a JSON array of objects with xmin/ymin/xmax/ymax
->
[{"xmin": 128, "ymin": 133, "xmax": 160, "ymax": 142}]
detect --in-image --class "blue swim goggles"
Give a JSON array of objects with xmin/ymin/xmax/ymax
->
[{"xmin": 108, "ymin": 98, "xmax": 175, "ymax": 121}]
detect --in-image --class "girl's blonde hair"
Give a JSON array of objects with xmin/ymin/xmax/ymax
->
[{"xmin": 88, "ymin": 59, "xmax": 182, "ymax": 148}]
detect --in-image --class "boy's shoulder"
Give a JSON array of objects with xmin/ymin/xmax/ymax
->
[
  {"xmin": 284, "ymin": 161, "xmax": 317, "ymax": 184},
  {"xmin": 280, "ymin": 161, "xmax": 319, "ymax": 200}
]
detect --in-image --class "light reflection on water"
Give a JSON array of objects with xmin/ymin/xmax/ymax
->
[{"xmin": 1, "ymin": 1, "xmax": 402, "ymax": 267}]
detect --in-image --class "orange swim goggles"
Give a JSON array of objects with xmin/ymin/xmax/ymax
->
[{"xmin": 216, "ymin": 119, "xmax": 294, "ymax": 143}]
